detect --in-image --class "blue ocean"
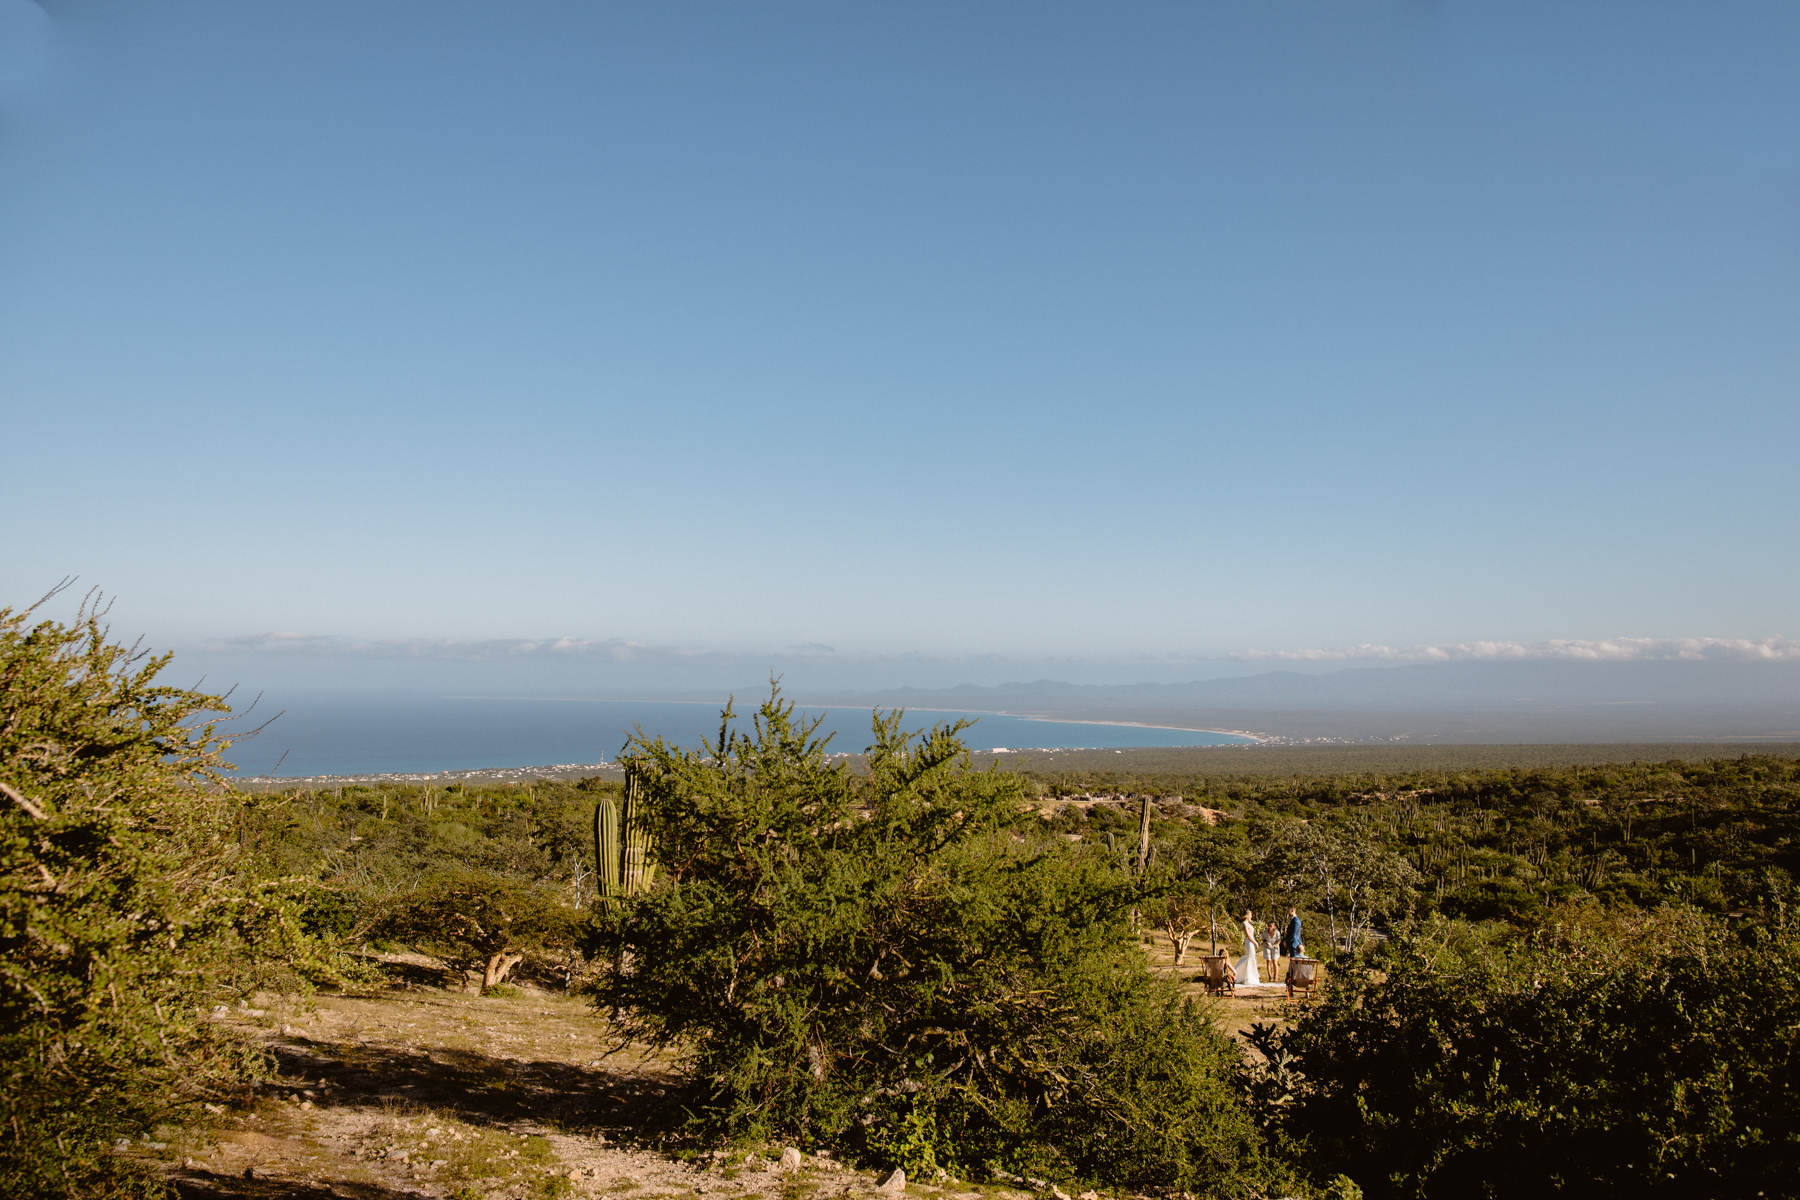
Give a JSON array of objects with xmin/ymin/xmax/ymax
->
[{"xmin": 221, "ymin": 695, "xmax": 1252, "ymax": 777}]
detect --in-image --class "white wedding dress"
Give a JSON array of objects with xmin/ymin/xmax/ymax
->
[{"xmin": 1231, "ymin": 918, "xmax": 1262, "ymax": 987}]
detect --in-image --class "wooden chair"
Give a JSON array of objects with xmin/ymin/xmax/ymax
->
[
  {"xmin": 1197, "ymin": 953, "xmax": 1235, "ymax": 995},
  {"xmin": 1285, "ymin": 956, "xmax": 1320, "ymax": 1001}
]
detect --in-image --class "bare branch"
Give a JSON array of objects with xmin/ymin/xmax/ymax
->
[
  {"xmin": 232, "ymin": 702, "xmax": 286, "ymax": 741},
  {"xmin": 2, "ymin": 781, "xmax": 50, "ymax": 820},
  {"xmin": 21, "ymin": 576, "xmax": 77, "ymax": 617}
]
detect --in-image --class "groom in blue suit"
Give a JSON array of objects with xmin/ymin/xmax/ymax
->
[{"xmin": 1280, "ymin": 906, "xmax": 1304, "ymax": 964}]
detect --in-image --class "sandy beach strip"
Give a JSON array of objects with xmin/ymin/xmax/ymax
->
[{"xmin": 794, "ymin": 704, "xmax": 1270, "ymax": 744}]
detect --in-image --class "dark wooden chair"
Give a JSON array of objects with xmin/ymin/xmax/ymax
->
[
  {"xmin": 1285, "ymin": 956, "xmax": 1320, "ymax": 1001},
  {"xmin": 1197, "ymin": 953, "xmax": 1235, "ymax": 995}
]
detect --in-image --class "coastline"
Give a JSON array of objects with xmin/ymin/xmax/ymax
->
[
  {"xmin": 453, "ymin": 695, "xmax": 1262, "ymax": 738},
  {"xmin": 229, "ymin": 698, "xmax": 1270, "ymax": 785},
  {"xmin": 764, "ymin": 700, "xmax": 1270, "ymax": 745},
  {"xmin": 442, "ymin": 695, "xmax": 1268, "ymax": 744},
  {"xmin": 1001, "ymin": 712, "xmax": 1267, "ymax": 744}
]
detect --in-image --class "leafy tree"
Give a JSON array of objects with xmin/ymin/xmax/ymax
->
[
  {"xmin": 590, "ymin": 688, "xmax": 1275, "ymax": 1193},
  {"xmin": 1141, "ymin": 884, "xmax": 1211, "ymax": 964},
  {"xmin": 1158, "ymin": 820, "xmax": 1257, "ymax": 954},
  {"xmin": 1271, "ymin": 817, "xmax": 1418, "ymax": 954},
  {"xmin": 0, "ymin": 588, "xmax": 265, "ymax": 1197},
  {"xmin": 382, "ymin": 868, "xmax": 579, "ymax": 991}
]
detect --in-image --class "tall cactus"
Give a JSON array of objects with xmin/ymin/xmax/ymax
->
[
  {"xmin": 595, "ymin": 787, "xmax": 621, "ymax": 899},
  {"xmin": 595, "ymin": 767, "xmax": 657, "ymax": 904}
]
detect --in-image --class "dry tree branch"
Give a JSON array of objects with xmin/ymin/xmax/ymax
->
[
  {"xmin": 2, "ymin": 781, "xmax": 49, "ymax": 820},
  {"xmin": 21, "ymin": 576, "xmax": 78, "ymax": 617}
]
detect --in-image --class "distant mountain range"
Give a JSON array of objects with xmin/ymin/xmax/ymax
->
[{"xmin": 807, "ymin": 660, "xmax": 1800, "ymax": 743}]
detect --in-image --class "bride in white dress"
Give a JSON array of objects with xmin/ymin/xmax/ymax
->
[{"xmin": 1231, "ymin": 909, "xmax": 1262, "ymax": 987}]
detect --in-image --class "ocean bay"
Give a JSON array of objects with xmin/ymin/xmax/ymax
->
[{"xmin": 224, "ymin": 694, "xmax": 1255, "ymax": 778}]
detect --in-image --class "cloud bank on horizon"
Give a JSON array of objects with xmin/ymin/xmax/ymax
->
[
  {"xmin": 1237, "ymin": 637, "xmax": 1800, "ymax": 665},
  {"xmin": 206, "ymin": 632, "xmax": 1800, "ymax": 667}
]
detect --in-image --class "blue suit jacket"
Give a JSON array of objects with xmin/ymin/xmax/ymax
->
[{"xmin": 1282, "ymin": 915, "xmax": 1303, "ymax": 955}]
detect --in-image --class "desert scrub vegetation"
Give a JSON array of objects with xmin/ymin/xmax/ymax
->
[
  {"xmin": 10, "ymin": 581, "xmax": 1800, "ymax": 1198},
  {"xmin": 0, "ymin": 587, "xmax": 271, "ymax": 1197},
  {"xmin": 588, "ymin": 688, "xmax": 1284, "ymax": 1195},
  {"xmin": 1270, "ymin": 906, "xmax": 1800, "ymax": 1199},
  {"xmin": 235, "ymin": 771, "xmax": 606, "ymax": 991}
]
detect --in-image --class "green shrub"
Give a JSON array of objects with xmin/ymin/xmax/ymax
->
[
  {"xmin": 382, "ymin": 867, "xmax": 581, "ymax": 991},
  {"xmin": 0, "ymin": 589, "xmax": 267, "ymax": 1196},
  {"xmin": 591, "ymin": 688, "xmax": 1274, "ymax": 1193},
  {"xmin": 1278, "ymin": 908, "xmax": 1800, "ymax": 1199}
]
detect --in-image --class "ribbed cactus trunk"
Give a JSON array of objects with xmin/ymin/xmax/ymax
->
[
  {"xmin": 595, "ymin": 788, "xmax": 622, "ymax": 901},
  {"xmin": 595, "ymin": 767, "xmax": 657, "ymax": 904},
  {"xmin": 622, "ymin": 769, "xmax": 656, "ymax": 892}
]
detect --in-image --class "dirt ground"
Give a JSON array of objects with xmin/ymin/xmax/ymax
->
[
  {"xmin": 154, "ymin": 979, "xmax": 1037, "ymax": 1200},
  {"xmin": 146, "ymin": 937, "xmax": 1317, "ymax": 1200}
]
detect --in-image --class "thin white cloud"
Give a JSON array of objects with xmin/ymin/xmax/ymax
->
[
  {"xmin": 1237, "ymin": 637, "xmax": 1800, "ymax": 664},
  {"xmin": 205, "ymin": 633, "xmax": 678, "ymax": 663},
  {"xmin": 200, "ymin": 632, "xmax": 1800, "ymax": 668}
]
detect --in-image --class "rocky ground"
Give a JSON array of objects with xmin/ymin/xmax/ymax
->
[{"xmin": 140, "ymin": 936, "xmax": 1311, "ymax": 1200}]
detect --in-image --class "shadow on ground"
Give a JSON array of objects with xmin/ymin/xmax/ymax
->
[
  {"xmin": 368, "ymin": 957, "xmax": 458, "ymax": 991},
  {"xmin": 171, "ymin": 1168, "xmax": 424, "ymax": 1200},
  {"xmin": 267, "ymin": 1034, "xmax": 686, "ymax": 1139}
]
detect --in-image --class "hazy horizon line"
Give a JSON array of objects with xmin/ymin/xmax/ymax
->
[{"xmin": 184, "ymin": 632, "xmax": 1800, "ymax": 667}]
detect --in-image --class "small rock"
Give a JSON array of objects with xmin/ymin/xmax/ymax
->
[
  {"xmin": 780, "ymin": 1147, "xmax": 803, "ymax": 1171},
  {"xmin": 1079, "ymin": 1192, "xmax": 1100, "ymax": 1200},
  {"xmin": 1050, "ymin": 1187, "xmax": 1072, "ymax": 1200},
  {"xmin": 203, "ymin": 1103, "xmax": 225, "ymax": 1115},
  {"xmin": 877, "ymin": 1168, "xmax": 906, "ymax": 1192},
  {"xmin": 242, "ymin": 1167, "xmax": 256, "ymax": 1181},
  {"xmin": 1026, "ymin": 1178, "xmax": 1049, "ymax": 1191}
]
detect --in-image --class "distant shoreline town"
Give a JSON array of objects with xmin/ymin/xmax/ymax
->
[{"xmin": 230, "ymin": 708, "xmax": 1280, "ymax": 786}]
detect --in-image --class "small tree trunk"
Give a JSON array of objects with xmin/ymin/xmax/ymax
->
[
  {"xmin": 482, "ymin": 952, "xmax": 523, "ymax": 992},
  {"xmin": 1135, "ymin": 795, "xmax": 1152, "ymax": 874}
]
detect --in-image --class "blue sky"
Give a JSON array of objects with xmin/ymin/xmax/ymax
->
[{"xmin": 4, "ymin": 1, "xmax": 1798, "ymax": 687}]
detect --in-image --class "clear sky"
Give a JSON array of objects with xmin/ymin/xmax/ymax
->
[{"xmin": 4, "ymin": 1, "xmax": 1797, "ymax": 681}]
